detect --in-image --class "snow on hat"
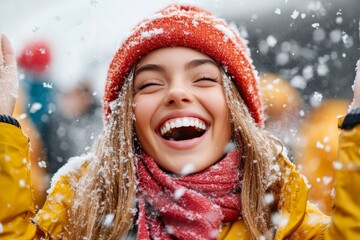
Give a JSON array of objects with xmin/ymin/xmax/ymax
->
[{"xmin": 104, "ymin": 4, "xmax": 263, "ymax": 126}]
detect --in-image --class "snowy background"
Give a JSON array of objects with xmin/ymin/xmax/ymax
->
[{"xmin": 0, "ymin": 0, "xmax": 359, "ymax": 104}]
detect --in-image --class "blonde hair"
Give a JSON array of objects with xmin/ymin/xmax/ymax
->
[
  {"xmin": 68, "ymin": 75, "xmax": 137, "ymax": 239},
  {"xmin": 222, "ymin": 73, "xmax": 279, "ymax": 239},
  {"xmin": 67, "ymin": 69, "xmax": 279, "ymax": 239}
]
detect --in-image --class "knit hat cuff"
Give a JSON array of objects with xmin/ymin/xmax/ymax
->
[{"xmin": 104, "ymin": 5, "xmax": 263, "ymax": 127}]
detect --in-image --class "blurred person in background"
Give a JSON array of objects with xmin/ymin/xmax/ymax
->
[
  {"xmin": 13, "ymin": 39, "xmax": 54, "ymax": 208},
  {"xmin": 17, "ymin": 39, "xmax": 103, "ymax": 178},
  {"xmin": 293, "ymin": 99, "xmax": 349, "ymax": 215},
  {"xmin": 260, "ymin": 73, "xmax": 303, "ymax": 158},
  {"xmin": 17, "ymin": 40, "xmax": 55, "ymax": 138},
  {"xmin": 42, "ymin": 79, "xmax": 103, "ymax": 176},
  {"xmin": 260, "ymin": 73, "xmax": 350, "ymax": 215}
]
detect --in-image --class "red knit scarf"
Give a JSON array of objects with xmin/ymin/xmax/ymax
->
[{"xmin": 136, "ymin": 150, "xmax": 242, "ymax": 240}]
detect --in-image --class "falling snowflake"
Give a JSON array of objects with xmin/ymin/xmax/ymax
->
[
  {"xmin": 181, "ymin": 163, "xmax": 195, "ymax": 175},
  {"xmin": 329, "ymin": 29, "xmax": 342, "ymax": 43},
  {"xmin": 275, "ymin": 8, "xmax": 281, "ymax": 15},
  {"xmin": 271, "ymin": 212, "xmax": 281, "ymax": 225},
  {"xmin": 311, "ymin": 23, "xmax": 320, "ymax": 29},
  {"xmin": 302, "ymin": 65, "xmax": 314, "ymax": 79},
  {"xmin": 333, "ymin": 161, "xmax": 342, "ymax": 170},
  {"xmin": 174, "ymin": 188, "xmax": 185, "ymax": 200},
  {"xmin": 313, "ymin": 28, "xmax": 326, "ymax": 42},
  {"xmin": 317, "ymin": 63, "xmax": 329, "ymax": 76},
  {"xmin": 264, "ymin": 193, "xmax": 275, "ymax": 205},
  {"xmin": 32, "ymin": 25, "xmax": 40, "ymax": 32},
  {"xmin": 316, "ymin": 141, "xmax": 324, "ymax": 149},
  {"xmin": 103, "ymin": 213, "xmax": 114, "ymax": 226},
  {"xmin": 336, "ymin": 17, "xmax": 343, "ymax": 24},
  {"xmin": 38, "ymin": 161, "xmax": 47, "ymax": 168},
  {"xmin": 342, "ymin": 31, "xmax": 349, "ymax": 44},
  {"xmin": 251, "ymin": 14, "xmax": 258, "ymax": 22},
  {"xmin": 290, "ymin": 75, "xmax": 306, "ymax": 89},
  {"xmin": 29, "ymin": 102, "xmax": 42, "ymax": 113},
  {"xmin": 90, "ymin": 0, "xmax": 98, "ymax": 7},
  {"xmin": 299, "ymin": 110, "xmax": 305, "ymax": 117},
  {"xmin": 310, "ymin": 92, "xmax": 323, "ymax": 107},
  {"xmin": 307, "ymin": 1, "xmax": 326, "ymax": 16},
  {"xmin": 276, "ymin": 52, "xmax": 290, "ymax": 66},
  {"xmin": 266, "ymin": 35, "xmax": 277, "ymax": 47},
  {"xmin": 43, "ymin": 82, "xmax": 53, "ymax": 88},
  {"xmin": 323, "ymin": 176, "xmax": 333, "ymax": 185},
  {"xmin": 19, "ymin": 179, "xmax": 26, "ymax": 188},
  {"xmin": 291, "ymin": 10, "xmax": 299, "ymax": 19}
]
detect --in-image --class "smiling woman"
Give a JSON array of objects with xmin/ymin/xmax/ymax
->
[
  {"xmin": 1, "ymin": 3, "xmax": 360, "ymax": 240},
  {"xmin": 133, "ymin": 47, "xmax": 232, "ymax": 175}
]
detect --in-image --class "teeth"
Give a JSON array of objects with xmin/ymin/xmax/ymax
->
[
  {"xmin": 160, "ymin": 117, "xmax": 207, "ymax": 136},
  {"xmin": 189, "ymin": 119, "xmax": 195, "ymax": 127},
  {"xmin": 183, "ymin": 118, "xmax": 190, "ymax": 127},
  {"xmin": 195, "ymin": 119, "xmax": 199, "ymax": 128},
  {"xmin": 175, "ymin": 119, "xmax": 182, "ymax": 128}
]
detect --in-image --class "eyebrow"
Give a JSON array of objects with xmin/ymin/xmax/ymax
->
[
  {"xmin": 185, "ymin": 59, "xmax": 219, "ymax": 70},
  {"xmin": 135, "ymin": 64, "xmax": 166, "ymax": 76},
  {"xmin": 134, "ymin": 59, "xmax": 219, "ymax": 76}
]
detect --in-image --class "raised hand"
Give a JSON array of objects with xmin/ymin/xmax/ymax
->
[
  {"xmin": 0, "ymin": 34, "xmax": 18, "ymax": 116},
  {"xmin": 350, "ymin": 60, "xmax": 360, "ymax": 111},
  {"xmin": 349, "ymin": 22, "xmax": 360, "ymax": 111}
]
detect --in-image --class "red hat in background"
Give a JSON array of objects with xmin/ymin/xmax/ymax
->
[
  {"xmin": 104, "ymin": 4, "xmax": 263, "ymax": 127},
  {"xmin": 18, "ymin": 40, "xmax": 52, "ymax": 73}
]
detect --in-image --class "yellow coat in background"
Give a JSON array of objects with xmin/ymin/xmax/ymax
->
[{"xmin": 1, "ymin": 118, "xmax": 360, "ymax": 239}]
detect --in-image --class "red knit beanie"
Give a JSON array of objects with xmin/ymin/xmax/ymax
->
[
  {"xmin": 104, "ymin": 4, "xmax": 263, "ymax": 127},
  {"xmin": 18, "ymin": 40, "xmax": 52, "ymax": 73}
]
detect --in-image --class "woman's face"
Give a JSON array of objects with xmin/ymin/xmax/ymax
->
[{"xmin": 133, "ymin": 47, "xmax": 232, "ymax": 174}]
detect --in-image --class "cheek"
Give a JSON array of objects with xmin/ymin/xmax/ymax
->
[
  {"xmin": 202, "ymin": 90, "xmax": 232, "ymax": 135},
  {"xmin": 133, "ymin": 96, "xmax": 158, "ymax": 138},
  {"xmin": 134, "ymin": 98, "xmax": 150, "ymax": 134},
  {"xmin": 203, "ymin": 90, "xmax": 230, "ymax": 119}
]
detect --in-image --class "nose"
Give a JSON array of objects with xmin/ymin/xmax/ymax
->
[{"xmin": 164, "ymin": 83, "xmax": 193, "ymax": 106}]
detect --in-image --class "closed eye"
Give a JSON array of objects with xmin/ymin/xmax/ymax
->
[
  {"xmin": 194, "ymin": 77, "xmax": 219, "ymax": 87},
  {"xmin": 194, "ymin": 77, "xmax": 218, "ymax": 84},
  {"xmin": 137, "ymin": 82, "xmax": 162, "ymax": 90}
]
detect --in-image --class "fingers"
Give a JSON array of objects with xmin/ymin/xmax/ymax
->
[
  {"xmin": 0, "ymin": 34, "xmax": 18, "ymax": 116},
  {"xmin": 0, "ymin": 34, "xmax": 16, "ymax": 68},
  {"xmin": 350, "ymin": 60, "xmax": 360, "ymax": 110},
  {"xmin": 0, "ymin": 34, "xmax": 4, "ymax": 67},
  {"xmin": 349, "ymin": 21, "xmax": 360, "ymax": 111}
]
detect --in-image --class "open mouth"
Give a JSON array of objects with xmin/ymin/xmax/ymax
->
[{"xmin": 159, "ymin": 117, "xmax": 207, "ymax": 141}]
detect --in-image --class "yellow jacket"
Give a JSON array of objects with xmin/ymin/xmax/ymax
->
[{"xmin": 1, "ymin": 119, "xmax": 360, "ymax": 239}]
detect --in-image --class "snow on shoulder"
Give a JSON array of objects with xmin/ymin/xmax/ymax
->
[{"xmin": 48, "ymin": 153, "xmax": 93, "ymax": 194}]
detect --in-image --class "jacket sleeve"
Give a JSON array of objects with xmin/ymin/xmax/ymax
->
[
  {"xmin": 292, "ymin": 118, "xmax": 360, "ymax": 239},
  {"xmin": 274, "ymin": 117, "xmax": 360, "ymax": 239},
  {"xmin": 33, "ymin": 173, "xmax": 73, "ymax": 239},
  {"xmin": 324, "ymin": 119, "xmax": 360, "ymax": 239},
  {"xmin": 0, "ymin": 122, "xmax": 74, "ymax": 239},
  {"xmin": 273, "ymin": 153, "xmax": 331, "ymax": 240},
  {"xmin": 0, "ymin": 122, "xmax": 39, "ymax": 239}
]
